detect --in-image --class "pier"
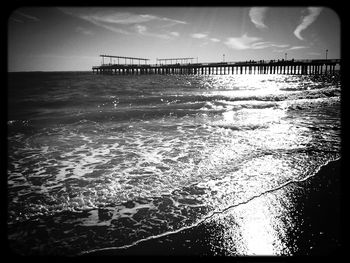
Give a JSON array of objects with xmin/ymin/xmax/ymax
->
[{"xmin": 92, "ymin": 55, "xmax": 340, "ymax": 75}]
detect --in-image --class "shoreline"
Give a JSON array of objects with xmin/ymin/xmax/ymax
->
[{"xmin": 85, "ymin": 158, "xmax": 342, "ymax": 257}]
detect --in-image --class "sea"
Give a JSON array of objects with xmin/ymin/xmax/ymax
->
[{"xmin": 7, "ymin": 72, "xmax": 341, "ymax": 255}]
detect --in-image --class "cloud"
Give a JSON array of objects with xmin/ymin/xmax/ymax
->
[
  {"xmin": 156, "ymin": 17, "xmax": 188, "ymax": 27},
  {"xmin": 249, "ymin": 7, "xmax": 268, "ymax": 29},
  {"xmin": 294, "ymin": 7, "xmax": 323, "ymax": 40},
  {"xmin": 224, "ymin": 34, "xmax": 261, "ymax": 50},
  {"xmin": 86, "ymin": 12, "xmax": 186, "ymax": 26},
  {"xmin": 59, "ymin": 8, "xmax": 186, "ymax": 27},
  {"xmin": 10, "ymin": 17, "xmax": 23, "ymax": 23},
  {"xmin": 90, "ymin": 22, "xmax": 131, "ymax": 35},
  {"xmin": 169, "ymin": 31, "xmax": 180, "ymax": 37},
  {"xmin": 59, "ymin": 8, "xmax": 186, "ymax": 38},
  {"xmin": 60, "ymin": 8, "xmax": 132, "ymax": 35},
  {"xmin": 250, "ymin": 41, "xmax": 289, "ymax": 49},
  {"xmin": 91, "ymin": 12, "xmax": 155, "ymax": 24},
  {"xmin": 15, "ymin": 10, "xmax": 40, "ymax": 21},
  {"xmin": 250, "ymin": 41, "xmax": 270, "ymax": 49},
  {"xmin": 210, "ymin": 38, "xmax": 220, "ymax": 42},
  {"xmin": 135, "ymin": 24, "xmax": 147, "ymax": 34},
  {"xmin": 271, "ymin": 45, "xmax": 308, "ymax": 52},
  {"xmin": 76, "ymin": 26, "xmax": 94, "ymax": 35},
  {"xmin": 225, "ymin": 34, "xmax": 290, "ymax": 50},
  {"xmin": 134, "ymin": 24, "xmax": 177, "ymax": 39},
  {"xmin": 287, "ymin": 45, "xmax": 309, "ymax": 50},
  {"xmin": 191, "ymin": 33, "xmax": 208, "ymax": 39},
  {"xmin": 273, "ymin": 43, "xmax": 290, "ymax": 48},
  {"xmin": 190, "ymin": 34, "xmax": 220, "ymax": 43}
]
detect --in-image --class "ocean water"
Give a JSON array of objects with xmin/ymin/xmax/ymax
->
[{"xmin": 7, "ymin": 72, "xmax": 341, "ymax": 255}]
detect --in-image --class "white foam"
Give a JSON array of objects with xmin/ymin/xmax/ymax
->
[{"xmin": 7, "ymin": 74, "xmax": 341, "ymax": 225}]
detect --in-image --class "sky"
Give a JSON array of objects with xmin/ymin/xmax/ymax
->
[{"xmin": 8, "ymin": 6, "xmax": 341, "ymax": 72}]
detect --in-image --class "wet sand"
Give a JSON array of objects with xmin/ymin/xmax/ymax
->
[{"xmin": 85, "ymin": 158, "xmax": 342, "ymax": 257}]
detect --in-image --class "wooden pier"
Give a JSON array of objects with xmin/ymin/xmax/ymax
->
[{"xmin": 92, "ymin": 55, "xmax": 340, "ymax": 76}]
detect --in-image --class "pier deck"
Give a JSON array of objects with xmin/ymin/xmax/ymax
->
[{"xmin": 92, "ymin": 59, "xmax": 340, "ymax": 75}]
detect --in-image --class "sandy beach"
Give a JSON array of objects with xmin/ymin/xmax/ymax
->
[{"xmin": 85, "ymin": 158, "xmax": 342, "ymax": 257}]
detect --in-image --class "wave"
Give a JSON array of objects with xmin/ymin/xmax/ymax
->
[
  {"xmin": 211, "ymin": 123, "xmax": 269, "ymax": 131},
  {"xmin": 80, "ymin": 156, "xmax": 340, "ymax": 255},
  {"xmin": 7, "ymin": 73, "xmax": 342, "ymax": 255},
  {"xmin": 8, "ymin": 90, "xmax": 340, "ymax": 127}
]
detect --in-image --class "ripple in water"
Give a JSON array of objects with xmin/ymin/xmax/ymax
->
[{"xmin": 7, "ymin": 73, "xmax": 341, "ymax": 255}]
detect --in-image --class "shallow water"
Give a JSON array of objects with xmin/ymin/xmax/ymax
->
[{"xmin": 7, "ymin": 72, "xmax": 341, "ymax": 255}]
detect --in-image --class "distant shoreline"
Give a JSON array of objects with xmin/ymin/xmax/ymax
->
[
  {"xmin": 7, "ymin": 69, "xmax": 342, "ymax": 74},
  {"xmin": 7, "ymin": 71, "xmax": 92, "ymax": 73}
]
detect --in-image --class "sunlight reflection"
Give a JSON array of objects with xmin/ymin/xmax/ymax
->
[
  {"xmin": 238, "ymin": 197, "xmax": 285, "ymax": 255},
  {"xmin": 200, "ymin": 75, "xmax": 294, "ymax": 96},
  {"xmin": 209, "ymin": 183, "xmax": 296, "ymax": 256}
]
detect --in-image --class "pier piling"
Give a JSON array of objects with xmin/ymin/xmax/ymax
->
[{"xmin": 93, "ymin": 56, "xmax": 340, "ymax": 76}]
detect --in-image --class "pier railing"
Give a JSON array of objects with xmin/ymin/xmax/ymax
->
[{"xmin": 92, "ymin": 59, "xmax": 340, "ymax": 75}]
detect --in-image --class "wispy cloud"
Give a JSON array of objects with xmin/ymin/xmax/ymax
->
[
  {"xmin": 93, "ymin": 13, "xmax": 156, "ymax": 24},
  {"xmin": 272, "ymin": 45, "xmax": 307, "ymax": 52},
  {"xmin": 210, "ymin": 38, "xmax": 220, "ymax": 42},
  {"xmin": 59, "ymin": 8, "xmax": 187, "ymax": 37},
  {"xmin": 169, "ymin": 31, "xmax": 180, "ymax": 37},
  {"xmin": 15, "ymin": 10, "xmax": 40, "ymax": 21},
  {"xmin": 191, "ymin": 33, "xmax": 220, "ymax": 43},
  {"xmin": 287, "ymin": 45, "xmax": 309, "ymax": 50},
  {"xmin": 10, "ymin": 17, "xmax": 23, "ymax": 23},
  {"xmin": 249, "ymin": 7, "xmax": 268, "ymax": 29},
  {"xmin": 225, "ymin": 34, "xmax": 289, "ymax": 50},
  {"xmin": 273, "ymin": 44, "xmax": 290, "ymax": 48},
  {"xmin": 91, "ymin": 23, "xmax": 131, "ymax": 35},
  {"xmin": 224, "ymin": 34, "xmax": 261, "ymax": 50},
  {"xmin": 134, "ymin": 24, "xmax": 178, "ymax": 39},
  {"xmin": 59, "ymin": 8, "xmax": 187, "ymax": 40},
  {"xmin": 191, "ymin": 33, "xmax": 208, "ymax": 39},
  {"xmin": 135, "ymin": 24, "xmax": 147, "ymax": 34},
  {"xmin": 251, "ymin": 41, "xmax": 289, "ymax": 49},
  {"xmin": 60, "ymin": 8, "xmax": 186, "ymax": 25},
  {"xmin": 76, "ymin": 26, "xmax": 94, "ymax": 35},
  {"xmin": 85, "ymin": 12, "xmax": 186, "ymax": 26},
  {"xmin": 294, "ymin": 7, "xmax": 323, "ymax": 40},
  {"xmin": 156, "ymin": 17, "xmax": 188, "ymax": 27}
]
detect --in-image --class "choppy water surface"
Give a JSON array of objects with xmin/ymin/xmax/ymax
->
[{"xmin": 7, "ymin": 72, "xmax": 341, "ymax": 255}]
